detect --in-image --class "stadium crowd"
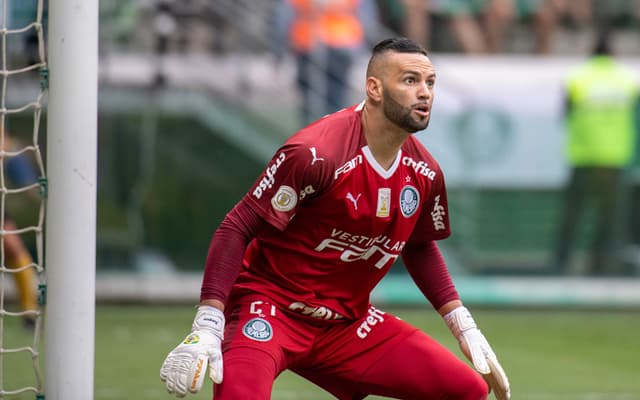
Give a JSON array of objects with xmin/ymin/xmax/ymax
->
[{"xmin": 99, "ymin": 0, "xmax": 640, "ymax": 56}]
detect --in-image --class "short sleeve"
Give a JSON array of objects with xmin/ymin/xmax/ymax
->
[{"xmin": 244, "ymin": 142, "xmax": 332, "ymax": 231}]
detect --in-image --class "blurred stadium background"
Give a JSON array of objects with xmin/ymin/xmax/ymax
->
[
  {"xmin": 3, "ymin": 0, "xmax": 640, "ymax": 399},
  {"xmin": 91, "ymin": 0, "xmax": 640, "ymax": 304}
]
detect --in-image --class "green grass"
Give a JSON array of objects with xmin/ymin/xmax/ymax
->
[{"xmin": 3, "ymin": 306, "xmax": 640, "ymax": 399}]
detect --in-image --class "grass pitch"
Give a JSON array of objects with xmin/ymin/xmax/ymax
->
[{"xmin": 4, "ymin": 305, "xmax": 640, "ymax": 399}]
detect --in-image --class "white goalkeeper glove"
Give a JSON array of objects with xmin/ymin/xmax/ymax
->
[
  {"xmin": 444, "ymin": 306, "xmax": 510, "ymax": 400},
  {"xmin": 160, "ymin": 305, "xmax": 225, "ymax": 397}
]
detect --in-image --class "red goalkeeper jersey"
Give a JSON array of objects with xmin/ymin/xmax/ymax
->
[{"xmin": 234, "ymin": 102, "xmax": 451, "ymax": 321}]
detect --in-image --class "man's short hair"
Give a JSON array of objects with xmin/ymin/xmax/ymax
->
[{"xmin": 367, "ymin": 38, "xmax": 428, "ymax": 77}]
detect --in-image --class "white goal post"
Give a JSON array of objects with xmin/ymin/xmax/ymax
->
[{"xmin": 45, "ymin": 1, "xmax": 98, "ymax": 399}]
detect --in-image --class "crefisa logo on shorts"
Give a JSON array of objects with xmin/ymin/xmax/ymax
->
[{"xmin": 242, "ymin": 318, "xmax": 273, "ymax": 342}]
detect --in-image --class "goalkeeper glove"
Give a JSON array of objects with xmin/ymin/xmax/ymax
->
[
  {"xmin": 444, "ymin": 306, "xmax": 510, "ymax": 400},
  {"xmin": 160, "ymin": 305, "xmax": 225, "ymax": 397}
]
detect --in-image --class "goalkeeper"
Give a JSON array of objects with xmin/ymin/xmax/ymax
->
[{"xmin": 161, "ymin": 37, "xmax": 510, "ymax": 400}]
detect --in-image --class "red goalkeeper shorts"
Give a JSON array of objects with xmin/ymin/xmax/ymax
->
[{"xmin": 214, "ymin": 293, "xmax": 487, "ymax": 400}]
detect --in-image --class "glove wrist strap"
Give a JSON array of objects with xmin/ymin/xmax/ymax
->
[
  {"xmin": 443, "ymin": 306, "xmax": 477, "ymax": 339},
  {"xmin": 192, "ymin": 305, "xmax": 225, "ymax": 339}
]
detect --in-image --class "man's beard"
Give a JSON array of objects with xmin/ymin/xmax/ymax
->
[{"xmin": 382, "ymin": 90, "xmax": 430, "ymax": 133}]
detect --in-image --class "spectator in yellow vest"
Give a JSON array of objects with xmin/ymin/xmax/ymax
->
[{"xmin": 552, "ymin": 30, "xmax": 640, "ymax": 275}]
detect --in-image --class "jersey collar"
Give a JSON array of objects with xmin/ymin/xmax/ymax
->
[{"xmin": 361, "ymin": 146, "xmax": 402, "ymax": 180}]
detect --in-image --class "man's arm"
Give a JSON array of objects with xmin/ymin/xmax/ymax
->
[
  {"xmin": 402, "ymin": 240, "xmax": 510, "ymax": 400},
  {"xmin": 437, "ymin": 299, "xmax": 463, "ymax": 316},
  {"xmin": 160, "ymin": 199, "xmax": 270, "ymax": 397},
  {"xmin": 199, "ymin": 198, "xmax": 270, "ymax": 307},
  {"xmin": 442, "ymin": 304, "xmax": 511, "ymax": 400},
  {"xmin": 401, "ymin": 240, "xmax": 459, "ymax": 310},
  {"xmin": 201, "ymin": 298, "xmax": 225, "ymax": 311}
]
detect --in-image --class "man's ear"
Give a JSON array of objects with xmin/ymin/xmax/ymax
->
[{"xmin": 366, "ymin": 77, "xmax": 383, "ymax": 103}]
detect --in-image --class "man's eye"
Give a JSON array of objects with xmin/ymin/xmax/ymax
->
[{"xmin": 405, "ymin": 78, "xmax": 415, "ymax": 84}]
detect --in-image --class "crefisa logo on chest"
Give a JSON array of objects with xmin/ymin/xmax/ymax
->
[{"xmin": 399, "ymin": 185, "xmax": 420, "ymax": 217}]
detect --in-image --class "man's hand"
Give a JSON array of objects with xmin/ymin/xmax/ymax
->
[
  {"xmin": 160, "ymin": 305, "xmax": 225, "ymax": 397},
  {"xmin": 444, "ymin": 306, "xmax": 510, "ymax": 400}
]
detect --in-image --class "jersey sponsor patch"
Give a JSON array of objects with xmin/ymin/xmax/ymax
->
[
  {"xmin": 376, "ymin": 188, "xmax": 391, "ymax": 217},
  {"xmin": 431, "ymin": 194, "xmax": 446, "ymax": 230},
  {"xmin": 299, "ymin": 185, "xmax": 316, "ymax": 201},
  {"xmin": 314, "ymin": 229, "xmax": 405, "ymax": 269},
  {"xmin": 242, "ymin": 318, "xmax": 273, "ymax": 342},
  {"xmin": 402, "ymin": 156, "xmax": 436, "ymax": 181},
  {"xmin": 253, "ymin": 152, "xmax": 286, "ymax": 199},
  {"xmin": 399, "ymin": 185, "xmax": 420, "ymax": 217},
  {"xmin": 288, "ymin": 301, "xmax": 344, "ymax": 320},
  {"xmin": 334, "ymin": 154, "xmax": 363, "ymax": 179},
  {"xmin": 356, "ymin": 307, "xmax": 386, "ymax": 339},
  {"xmin": 271, "ymin": 185, "xmax": 297, "ymax": 212}
]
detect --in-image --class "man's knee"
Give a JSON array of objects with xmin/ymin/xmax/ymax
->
[{"xmin": 450, "ymin": 369, "xmax": 489, "ymax": 400}]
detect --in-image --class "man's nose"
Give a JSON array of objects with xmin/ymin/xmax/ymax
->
[{"xmin": 416, "ymin": 82, "xmax": 431, "ymax": 99}]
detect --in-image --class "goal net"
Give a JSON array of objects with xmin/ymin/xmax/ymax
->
[{"xmin": 0, "ymin": 0, "xmax": 47, "ymax": 398}]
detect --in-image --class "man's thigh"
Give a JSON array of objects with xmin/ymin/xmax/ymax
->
[
  {"xmin": 216, "ymin": 294, "xmax": 321, "ymax": 399},
  {"xmin": 294, "ymin": 306, "xmax": 487, "ymax": 400}
]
